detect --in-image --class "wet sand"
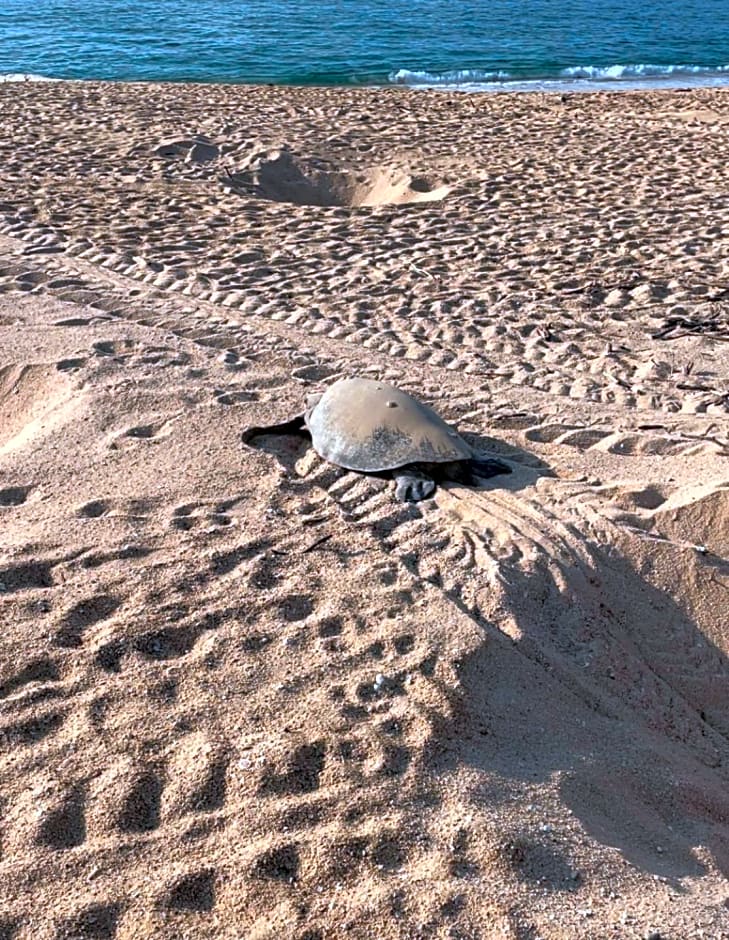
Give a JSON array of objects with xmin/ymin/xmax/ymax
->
[{"xmin": 0, "ymin": 81, "xmax": 728, "ymax": 939}]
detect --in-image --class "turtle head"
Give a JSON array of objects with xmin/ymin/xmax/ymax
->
[{"xmin": 304, "ymin": 391, "xmax": 323, "ymax": 425}]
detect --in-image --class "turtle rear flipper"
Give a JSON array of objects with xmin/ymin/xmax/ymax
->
[
  {"xmin": 393, "ymin": 469, "xmax": 436, "ymax": 503},
  {"xmin": 468, "ymin": 456, "xmax": 512, "ymax": 481}
]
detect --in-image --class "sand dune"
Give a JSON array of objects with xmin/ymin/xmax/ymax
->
[{"xmin": 0, "ymin": 81, "xmax": 728, "ymax": 939}]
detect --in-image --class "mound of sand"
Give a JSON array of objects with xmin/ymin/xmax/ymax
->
[{"xmin": 0, "ymin": 361, "xmax": 77, "ymax": 453}]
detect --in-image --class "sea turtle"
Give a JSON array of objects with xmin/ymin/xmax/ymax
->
[{"xmin": 241, "ymin": 377, "xmax": 511, "ymax": 502}]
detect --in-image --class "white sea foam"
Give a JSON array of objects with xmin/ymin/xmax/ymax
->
[
  {"xmin": 390, "ymin": 68, "xmax": 511, "ymax": 85},
  {"xmin": 388, "ymin": 63, "xmax": 729, "ymax": 93},
  {"xmin": 560, "ymin": 63, "xmax": 729, "ymax": 79},
  {"xmin": 0, "ymin": 72, "xmax": 59, "ymax": 83}
]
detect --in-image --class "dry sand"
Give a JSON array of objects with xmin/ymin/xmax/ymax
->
[{"xmin": 0, "ymin": 80, "xmax": 728, "ymax": 939}]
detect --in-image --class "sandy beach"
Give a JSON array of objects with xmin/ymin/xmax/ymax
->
[{"xmin": 0, "ymin": 80, "xmax": 728, "ymax": 939}]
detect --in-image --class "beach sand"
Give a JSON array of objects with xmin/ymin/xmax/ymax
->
[{"xmin": 0, "ymin": 80, "xmax": 728, "ymax": 939}]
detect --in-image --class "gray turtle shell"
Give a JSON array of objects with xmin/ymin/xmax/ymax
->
[{"xmin": 305, "ymin": 377, "xmax": 472, "ymax": 472}]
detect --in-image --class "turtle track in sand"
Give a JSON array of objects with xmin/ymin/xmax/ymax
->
[
  {"xmin": 2, "ymin": 204, "xmax": 727, "ymax": 415},
  {"xmin": 0, "ymin": 232, "xmax": 724, "ymax": 466},
  {"xmin": 256, "ymin": 439, "xmax": 729, "ymax": 891}
]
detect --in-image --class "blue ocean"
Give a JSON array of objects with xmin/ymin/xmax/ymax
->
[{"xmin": 2, "ymin": 0, "xmax": 729, "ymax": 91}]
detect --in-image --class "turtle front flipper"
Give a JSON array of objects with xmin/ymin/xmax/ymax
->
[
  {"xmin": 468, "ymin": 456, "xmax": 512, "ymax": 481},
  {"xmin": 241, "ymin": 414, "xmax": 307, "ymax": 446},
  {"xmin": 393, "ymin": 469, "xmax": 436, "ymax": 502}
]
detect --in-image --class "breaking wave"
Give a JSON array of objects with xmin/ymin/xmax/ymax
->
[
  {"xmin": 390, "ymin": 68, "xmax": 512, "ymax": 85},
  {"xmin": 389, "ymin": 63, "xmax": 729, "ymax": 92},
  {"xmin": 561, "ymin": 63, "xmax": 729, "ymax": 79}
]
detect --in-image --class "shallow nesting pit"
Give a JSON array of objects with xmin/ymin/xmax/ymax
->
[{"xmin": 223, "ymin": 149, "xmax": 451, "ymax": 208}]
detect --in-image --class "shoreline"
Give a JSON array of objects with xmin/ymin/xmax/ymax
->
[{"xmin": 4, "ymin": 69, "xmax": 729, "ymax": 95}]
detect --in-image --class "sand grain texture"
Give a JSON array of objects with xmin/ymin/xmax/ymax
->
[{"xmin": 0, "ymin": 82, "xmax": 728, "ymax": 939}]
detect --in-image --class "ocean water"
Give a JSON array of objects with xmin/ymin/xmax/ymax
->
[{"xmin": 2, "ymin": 0, "xmax": 729, "ymax": 92}]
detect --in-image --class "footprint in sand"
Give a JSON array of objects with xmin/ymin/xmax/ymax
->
[
  {"xmin": 53, "ymin": 593, "xmax": 122, "ymax": 649},
  {"xmin": 162, "ymin": 870, "xmax": 217, "ymax": 912},
  {"xmin": 109, "ymin": 415, "xmax": 181, "ymax": 448},
  {"xmin": 52, "ymin": 315, "xmax": 113, "ymax": 327},
  {"xmin": 57, "ymin": 905, "xmax": 121, "ymax": 939},
  {"xmin": 55, "ymin": 356, "xmax": 87, "ymax": 372},
  {"xmin": 214, "ymin": 387, "xmax": 259, "ymax": 406},
  {"xmin": 92, "ymin": 338, "xmax": 138, "ymax": 358},
  {"xmin": 0, "ymin": 656, "xmax": 60, "ymax": 700},
  {"xmin": 169, "ymin": 499, "xmax": 237, "ymax": 532},
  {"xmin": 76, "ymin": 495, "xmax": 157, "ymax": 519},
  {"xmin": 0, "ymin": 484, "xmax": 32, "ymax": 506},
  {"xmin": 36, "ymin": 786, "xmax": 87, "ymax": 850}
]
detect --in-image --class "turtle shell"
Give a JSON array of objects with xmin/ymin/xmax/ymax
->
[{"xmin": 305, "ymin": 377, "xmax": 472, "ymax": 472}]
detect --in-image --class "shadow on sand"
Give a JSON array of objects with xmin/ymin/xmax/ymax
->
[{"xmin": 415, "ymin": 473, "xmax": 729, "ymax": 886}]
